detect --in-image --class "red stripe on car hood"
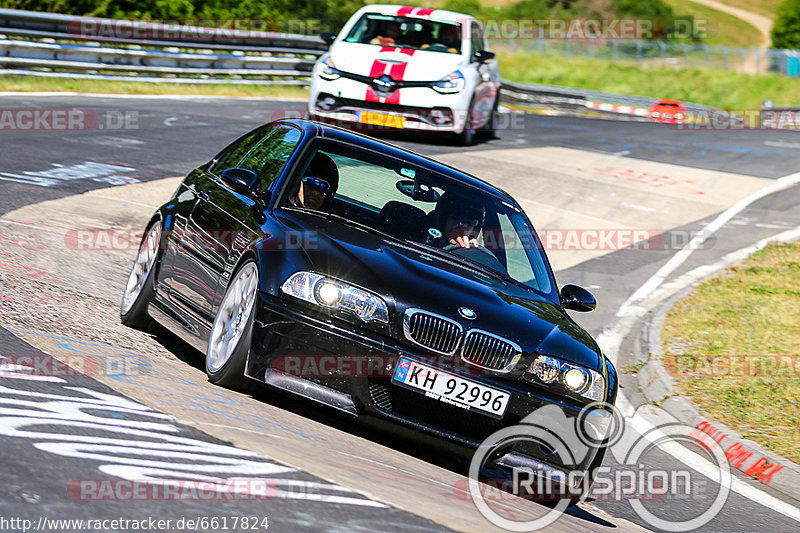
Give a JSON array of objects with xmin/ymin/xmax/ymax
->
[{"xmin": 364, "ymin": 48, "xmax": 414, "ymax": 103}]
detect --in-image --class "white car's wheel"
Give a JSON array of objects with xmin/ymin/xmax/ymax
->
[
  {"xmin": 120, "ymin": 222, "xmax": 160, "ymax": 330},
  {"xmin": 459, "ymin": 100, "xmax": 477, "ymax": 146},
  {"xmin": 206, "ymin": 261, "xmax": 259, "ymax": 390},
  {"xmin": 479, "ymin": 96, "xmax": 499, "ymax": 140}
]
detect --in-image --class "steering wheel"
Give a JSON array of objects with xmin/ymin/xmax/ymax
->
[
  {"xmin": 443, "ymin": 244, "xmax": 507, "ymax": 272},
  {"xmin": 426, "ymin": 43, "xmax": 449, "ymax": 52}
]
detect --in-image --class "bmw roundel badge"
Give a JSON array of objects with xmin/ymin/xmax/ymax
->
[{"xmin": 458, "ymin": 307, "xmax": 477, "ymax": 320}]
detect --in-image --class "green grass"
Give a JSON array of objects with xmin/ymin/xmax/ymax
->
[
  {"xmin": 664, "ymin": 0, "xmax": 764, "ymax": 46},
  {"xmin": 497, "ymin": 48, "xmax": 800, "ymax": 109},
  {"xmin": 0, "ymin": 75, "xmax": 308, "ymax": 99},
  {"xmin": 661, "ymin": 242, "xmax": 800, "ymax": 464},
  {"xmin": 718, "ymin": 0, "xmax": 782, "ymax": 20}
]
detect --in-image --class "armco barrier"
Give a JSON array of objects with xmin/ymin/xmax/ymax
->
[
  {"xmin": 0, "ymin": 8, "xmax": 714, "ymax": 115},
  {"xmin": 0, "ymin": 8, "xmax": 327, "ymax": 51}
]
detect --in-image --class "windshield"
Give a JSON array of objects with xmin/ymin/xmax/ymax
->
[
  {"xmin": 280, "ymin": 141, "xmax": 555, "ymax": 296},
  {"xmin": 344, "ymin": 14, "xmax": 462, "ymax": 54}
]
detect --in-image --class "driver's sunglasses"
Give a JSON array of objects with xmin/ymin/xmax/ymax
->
[{"xmin": 302, "ymin": 176, "xmax": 331, "ymax": 194}]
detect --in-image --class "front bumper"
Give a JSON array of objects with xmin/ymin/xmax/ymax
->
[
  {"xmin": 310, "ymin": 91, "xmax": 469, "ymax": 133},
  {"xmin": 246, "ymin": 293, "xmax": 610, "ymax": 476}
]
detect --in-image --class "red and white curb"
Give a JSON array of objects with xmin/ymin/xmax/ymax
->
[{"xmin": 585, "ymin": 101, "xmax": 650, "ymax": 117}]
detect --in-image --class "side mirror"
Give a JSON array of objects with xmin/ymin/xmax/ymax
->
[
  {"xmin": 220, "ymin": 168, "xmax": 258, "ymax": 193},
  {"xmin": 560, "ymin": 284, "xmax": 596, "ymax": 312},
  {"xmin": 474, "ymin": 49, "xmax": 495, "ymax": 63},
  {"xmin": 320, "ymin": 32, "xmax": 336, "ymax": 46}
]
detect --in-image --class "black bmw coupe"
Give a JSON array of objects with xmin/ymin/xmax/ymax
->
[{"xmin": 121, "ymin": 119, "xmax": 617, "ymax": 491}]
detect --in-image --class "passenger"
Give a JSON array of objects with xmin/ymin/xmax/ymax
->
[
  {"xmin": 370, "ymin": 21, "xmax": 402, "ymax": 46},
  {"xmin": 290, "ymin": 153, "xmax": 339, "ymax": 211},
  {"xmin": 428, "ymin": 191, "xmax": 484, "ymax": 249}
]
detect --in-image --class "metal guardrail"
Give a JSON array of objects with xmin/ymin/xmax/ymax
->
[
  {"xmin": 500, "ymin": 79, "xmax": 714, "ymax": 117},
  {"xmin": 0, "ymin": 8, "xmax": 716, "ymax": 113},
  {"xmin": 0, "ymin": 8, "xmax": 327, "ymax": 51},
  {"xmin": 0, "ymin": 8, "xmax": 322, "ymax": 84}
]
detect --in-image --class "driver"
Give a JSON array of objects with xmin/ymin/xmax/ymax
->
[
  {"xmin": 370, "ymin": 21, "xmax": 402, "ymax": 46},
  {"xmin": 428, "ymin": 191, "xmax": 484, "ymax": 249},
  {"xmin": 289, "ymin": 152, "xmax": 339, "ymax": 211}
]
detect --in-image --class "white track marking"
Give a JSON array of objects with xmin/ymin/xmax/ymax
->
[
  {"xmin": 601, "ymin": 171, "xmax": 800, "ymax": 365},
  {"xmin": 626, "ymin": 171, "xmax": 800, "ymax": 307},
  {"xmin": 616, "ymin": 394, "xmax": 800, "ymax": 523},
  {"xmin": 596, "ymin": 170, "xmax": 800, "ymax": 521}
]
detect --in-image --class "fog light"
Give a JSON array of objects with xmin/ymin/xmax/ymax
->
[{"xmin": 315, "ymin": 280, "xmax": 342, "ymax": 306}]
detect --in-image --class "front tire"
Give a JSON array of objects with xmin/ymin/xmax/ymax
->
[
  {"xmin": 120, "ymin": 222, "xmax": 161, "ymax": 330},
  {"xmin": 206, "ymin": 260, "xmax": 259, "ymax": 390},
  {"xmin": 458, "ymin": 99, "xmax": 477, "ymax": 146},
  {"xmin": 479, "ymin": 96, "xmax": 499, "ymax": 140}
]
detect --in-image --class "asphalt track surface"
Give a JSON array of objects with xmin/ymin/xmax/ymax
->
[{"xmin": 0, "ymin": 94, "xmax": 799, "ymax": 533}]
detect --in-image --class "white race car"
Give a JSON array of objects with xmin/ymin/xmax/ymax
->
[{"xmin": 309, "ymin": 5, "xmax": 501, "ymax": 145}]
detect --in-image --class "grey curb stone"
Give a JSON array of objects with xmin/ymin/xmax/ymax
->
[{"xmin": 636, "ymin": 280, "xmax": 800, "ymax": 504}]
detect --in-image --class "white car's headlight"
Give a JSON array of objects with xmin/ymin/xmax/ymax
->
[
  {"xmin": 526, "ymin": 354, "xmax": 606, "ymax": 402},
  {"xmin": 431, "ymin": 70, "xmax": 465, "ymax": 94},
  {"xmin": 281, "ymin": 271, "xmax": 388, "ymax": 324},
  {"xmin": 316, "ymin": 54, "xmax": 340, "ymax": 81}
]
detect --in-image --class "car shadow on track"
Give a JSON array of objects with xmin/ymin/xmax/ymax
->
[{"xmin": 149, "ymin": 328, "xmax": 619, "ymax": 530}]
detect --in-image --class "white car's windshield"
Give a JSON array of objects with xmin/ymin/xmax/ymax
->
[{"xmin": 344, "ymin": 14, "xmax": 462, "ymax": 54}]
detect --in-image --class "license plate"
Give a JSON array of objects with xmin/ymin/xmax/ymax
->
[
  {"xmin": 360, "ymin": 111, "xmax": 404, "ymax": 128},
  {"xmin": 392, "ymin": 358, "xmax": 510, "ymax": 419}
]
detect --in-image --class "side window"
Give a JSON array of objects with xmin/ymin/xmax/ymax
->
[
  {"xmin": 209, "ymin": 124, "xmax": 272, "ymax": 175},
  {"xmin": 238, "ymin": 125, "xmax": 302, "ymax": 192},
  {"xmin": 470, "ymin": 22, "xmax": 483, "ymax": 57},
  {"xmin": 497, "ymin": 212, "xmax": 536, "ymax": 286}
]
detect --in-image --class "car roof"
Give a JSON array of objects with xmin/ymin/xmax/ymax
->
[
  {"xmin": 279, "ymin": 119, "xmax": 515, "ymax": 203},
  {"xmin": 354, "ymin": 4, "xmax": 476, "ymax": 25}
]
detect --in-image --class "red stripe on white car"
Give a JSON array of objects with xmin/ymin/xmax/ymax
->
[
  {"xmin": 364, "ymin": 48, "xmax": 415, "ymax": 103},
  {"xmin": 396, "ymin": 6, "xmax": 436, "ymax": 17}
]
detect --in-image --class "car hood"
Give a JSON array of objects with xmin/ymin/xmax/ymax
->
[
  {"xmin": 277, "ymin": 213, "xmax": 603, "ymax": 371},
  {"xmin": 329, "ymin": 41, "xmax": 464, "ymax": 82}
]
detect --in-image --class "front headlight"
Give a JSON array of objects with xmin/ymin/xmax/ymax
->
[
  {"xmin": 525, "ymin": 354, "xmax": 606, "ymax": 402},
  {"xmin": 280, "ymin": 271, "xmax": 388, "ymax": 324},
  {"xmin": 316, "ymin": 54, "xmax": 340, "ymax": 81},
  {"xmin": 431, "ymin": 70, "xmax": 465, "ymax": 94}
]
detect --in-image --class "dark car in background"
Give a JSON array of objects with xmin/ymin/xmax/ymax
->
[{"xmin": 121, "ymin": 119, "xmax": 617, "ymax": 493}]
